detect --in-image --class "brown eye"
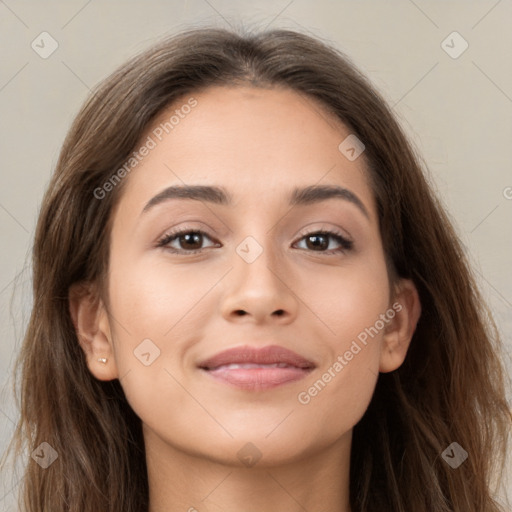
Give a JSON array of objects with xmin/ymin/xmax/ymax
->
[
  {"xmin": 157, "ymin": 230, "xmax": 217, "ymax": 253},
  {"xmin": 295, "ymin": 230, "xmax": 353, "ymax": 253}
]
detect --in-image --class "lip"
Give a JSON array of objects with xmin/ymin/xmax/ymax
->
[{"xmin": 197, "ymin": 345, "xmax": 316, "ymax": 391}]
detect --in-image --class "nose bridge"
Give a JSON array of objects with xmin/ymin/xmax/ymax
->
[
  {"xmin": 220, "ymin": 227, "xmax": 298, "ymax": 322},
  {"xmin": 231, "ymin": 206, "xmax": 284, "ymax": 277},
  {"xmin": 234, "ymin": 230, "xmax": 286, "ymax": 293}
]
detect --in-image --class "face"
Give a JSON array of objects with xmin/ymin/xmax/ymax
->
[{"xmin": 83, "ymin": 85, "xmax": 416, "ymax": 467}]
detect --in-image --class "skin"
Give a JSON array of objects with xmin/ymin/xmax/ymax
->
[{"xmin": 70, "ymin": 85, "xmax": 421, "ymax": 512}]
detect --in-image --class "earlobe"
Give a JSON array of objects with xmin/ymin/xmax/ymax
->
[
  {"xmin": 68, "ymin": 282, "xmax": 119, "ymax": 381},
  {"xmin": 379, "ymin": 279, "xmax": 421, "ymax": 373}
]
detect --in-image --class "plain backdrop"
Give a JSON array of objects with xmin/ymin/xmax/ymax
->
[{"xmin": 1, "ymin": 1, "xmax": 511, "ymax": 509}]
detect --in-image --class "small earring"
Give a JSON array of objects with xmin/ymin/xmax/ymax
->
[{"xmin": 98, "ymin": 357, "xmax": 108, "ymax": 364}]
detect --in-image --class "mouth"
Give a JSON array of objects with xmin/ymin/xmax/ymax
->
[{"xmin": 197, "ymin": 345, "xmax": 316, "ymax": 391}]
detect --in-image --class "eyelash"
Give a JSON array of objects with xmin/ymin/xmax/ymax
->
[{"xmin": 156, "ymin": 226, "xmax": 354, "ymax": 255}]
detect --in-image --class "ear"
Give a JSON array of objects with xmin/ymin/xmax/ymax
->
[
  {"xmin": 379, "ymin": 278, "xmax": 421, "ymax": 373},
  {"xmin": 69, "ymin": 282, "xmax": 119, "ymax": 381}
]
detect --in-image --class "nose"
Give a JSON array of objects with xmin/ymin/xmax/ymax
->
[{"xmin": 220, "ymin": 240, "xmax": 299, "ymax": 325}]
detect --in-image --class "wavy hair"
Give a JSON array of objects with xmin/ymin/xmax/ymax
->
[{"xmin": 6, "ymin": 26, "xmax": 511, "ymax": 511}]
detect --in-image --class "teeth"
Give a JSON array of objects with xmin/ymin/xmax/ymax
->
[{"xmin": 213, "ymin": 363, "xmax": 293, "ymax": 370}]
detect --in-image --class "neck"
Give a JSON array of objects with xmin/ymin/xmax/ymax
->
[{"xmin": 145, "ymin": 425, "xmax": 353, "ymax": 512}]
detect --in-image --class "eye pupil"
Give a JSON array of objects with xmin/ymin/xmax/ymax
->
[
  {"xmin": 307, "ymin": 234, "xmax": 328, "ymax": 251},
  {"xmin": 181, "ymin": 232, "xmax": 202, "ymax": 249}
]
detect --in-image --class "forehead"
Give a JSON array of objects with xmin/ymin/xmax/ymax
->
[{"xmin": 116, "ymin": 85, "xmax": 375, "ymax": 217}]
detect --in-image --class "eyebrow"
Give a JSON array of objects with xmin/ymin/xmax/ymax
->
[{"xmin": 141, "ymin": 184, "xmax": 369, "ymax": 218}]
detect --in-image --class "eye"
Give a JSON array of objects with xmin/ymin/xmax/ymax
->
[
  {"xmin": 294, "ymin": 229, "xmax": 353, "ymax": 254},
  {"xmin": 156, "ymin": 229, "xmax": 218, "ymax": 254}
]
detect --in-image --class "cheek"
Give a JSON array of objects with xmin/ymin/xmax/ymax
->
[
  {"xmin": 294, "ymin": 260, "xmax": 389, "ymax": 422},
  {"xmin": 294, "ymin": 246, "xmax": 390, "ymax": 421},
  {"xmin": 104, "ymin": 260, "xmax": 210, "ymax": 437},
  {"xmin": 105, "ymin": 257, "xmax": 224, "ymax": 396},
  {"xmin": 108, "ymin": 257, "xmax": 214, "ymax": 338},
  {"xmin": 305, "ymin": 253, "xmax": 390, "ymax": 342}
]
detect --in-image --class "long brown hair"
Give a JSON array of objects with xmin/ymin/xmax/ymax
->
[{"xmin": 6, "ymin": 26, "xmax": 511, "ymax": 511}]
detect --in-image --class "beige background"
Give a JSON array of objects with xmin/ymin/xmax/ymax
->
[{"xmin": 1, "ymin": 0, "xmax": 511, "ymax": 509}]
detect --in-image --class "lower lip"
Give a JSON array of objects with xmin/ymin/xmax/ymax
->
[{"xmin": 201, "ymin": 366, "xmax": 313, "ymax": 390}]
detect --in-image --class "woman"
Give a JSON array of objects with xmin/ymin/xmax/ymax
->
[{"xmin": 9, "ymin": 27, "xmax": 511, "ymax": 511}]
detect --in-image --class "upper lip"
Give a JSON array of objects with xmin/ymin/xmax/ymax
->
[{"xmin": 198, "ymin": 345, "xmax": 316, "ymax": 370}]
